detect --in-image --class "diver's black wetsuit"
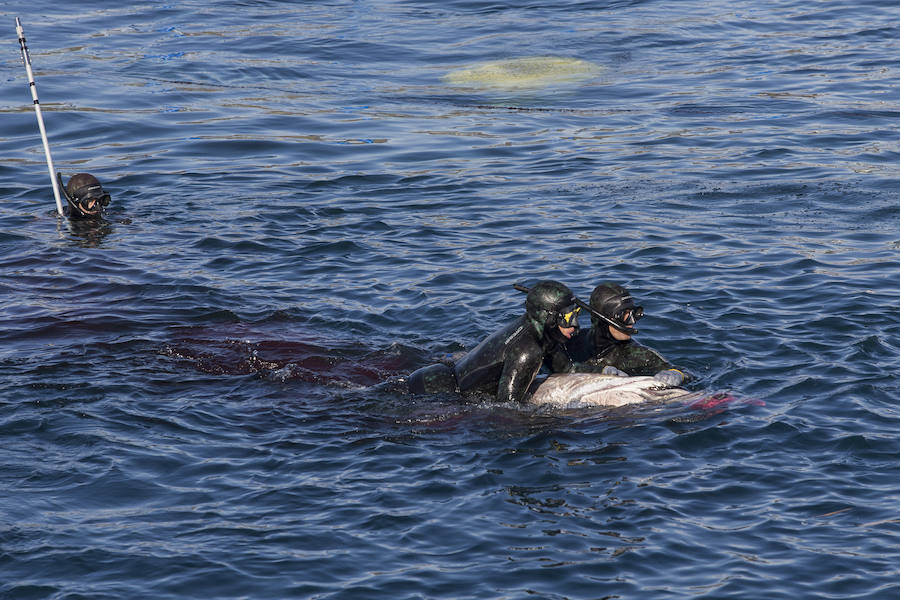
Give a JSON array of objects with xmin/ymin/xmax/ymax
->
[
  {"xmin": 408, "ymin": 315, "xmax": 571, "ymax": 403},
  {"xmin": 551, "ymin": 326, "xmax": 681, "ymax": 377}
]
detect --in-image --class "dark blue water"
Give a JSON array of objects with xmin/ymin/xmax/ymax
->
[{"xmin": 2, "ymin": 1, "xmax": 899, "ymax": 598}]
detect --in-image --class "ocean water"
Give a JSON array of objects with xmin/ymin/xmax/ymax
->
[{"xmin": 1, "ymin": 0, "xmax": 898, "ymax": 598}]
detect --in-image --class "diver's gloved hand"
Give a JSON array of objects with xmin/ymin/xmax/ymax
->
[
  {"xmin": 653, "ymin": 369, "xmax": 685, "ymax": 387},
  {"xmin": 601, "ymin": 365, "xmax": 628, "ymax": 377}
]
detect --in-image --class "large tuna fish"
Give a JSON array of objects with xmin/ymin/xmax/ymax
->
[{"xmin": 530, "ymin": 373, "xmax": 698, "ymax": 409}]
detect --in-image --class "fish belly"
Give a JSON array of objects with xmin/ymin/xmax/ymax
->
[{"xmin": 530, "ymin": 374, "xmax": 693, "ymax": 408}]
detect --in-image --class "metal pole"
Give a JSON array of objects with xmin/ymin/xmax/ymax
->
[{"xmin": 15, "ymin": 17, "xmax": 65, "ymax": 217}]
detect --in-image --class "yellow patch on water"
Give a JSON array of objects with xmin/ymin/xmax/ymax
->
[{"xmin": 443, "ymin": 56, "xmax": 602, "ymax": 90}]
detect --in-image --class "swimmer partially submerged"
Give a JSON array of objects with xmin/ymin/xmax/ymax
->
[
  {"xmin": 407, "ymin": 280, "xmax": 583, "ymax": 403},
  {"xmin": 57, "ymin": 172, "xmax": 111, "ymax": 219}
]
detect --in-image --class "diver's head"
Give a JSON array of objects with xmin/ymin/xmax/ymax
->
[
  {"xmin": 59, "ymin": 173, "xmax": 110, "ymax": 219},
  {"xmin": 589, "ymin": 282, "xmax": 643, "ymax": 339},
  {"xmin": 525, "ymin": 280, "xmax": 580, "ymax": 341}
]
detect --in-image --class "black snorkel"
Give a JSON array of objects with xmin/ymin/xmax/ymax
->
[
  {"xmin": 514, "ymin": 283, "xmax": 641, "ymax": 336},
  {"xmin": 56, "ymin": 172, "xmax": 77, "ymax": 214}
]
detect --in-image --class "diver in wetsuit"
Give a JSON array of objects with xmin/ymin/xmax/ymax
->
[
  {"xmin": 57, "ymin": 173, "xmax": 111, "ymax": 220},
  {"xmin": 554, "ymin": 282, "xmax": 690, "ymax": 386},
  {"xmin": 407, "ymin": 280, "xmax": 581, "ymax": 403}
]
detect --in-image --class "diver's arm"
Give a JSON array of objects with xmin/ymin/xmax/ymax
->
[
  {"xmin": 547, "ymin": 346, "xmax": 577, "ymax": 373},
  {"xmin": 497, "ymin": 350, "xmax": 543, "ymax": 404},
  {"xmin": 620, "ymin": 344, "xmax": 694, "ymax": 382}
]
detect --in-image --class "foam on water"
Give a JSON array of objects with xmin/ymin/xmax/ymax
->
[{"xmin": 443, "ymin": 56, "xmax": 603, "ymax": 90}]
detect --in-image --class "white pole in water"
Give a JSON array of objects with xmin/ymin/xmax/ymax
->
[{"xmin": 15, "ymin": 17, "xmax": 65, "ymax": 217}]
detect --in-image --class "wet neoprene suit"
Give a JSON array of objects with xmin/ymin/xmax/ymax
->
[
  {"xmin": 408, "ymin": 315, "xmax": 571, "ymax": 403},
  {"xmin": 550, "ymin": 326, "xmax": 679, "ymax": 376}
]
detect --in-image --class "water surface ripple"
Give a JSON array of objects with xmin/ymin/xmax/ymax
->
[{"xmin": 1, "ymin": 0, "xmax": 898, "ymax": 598}]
